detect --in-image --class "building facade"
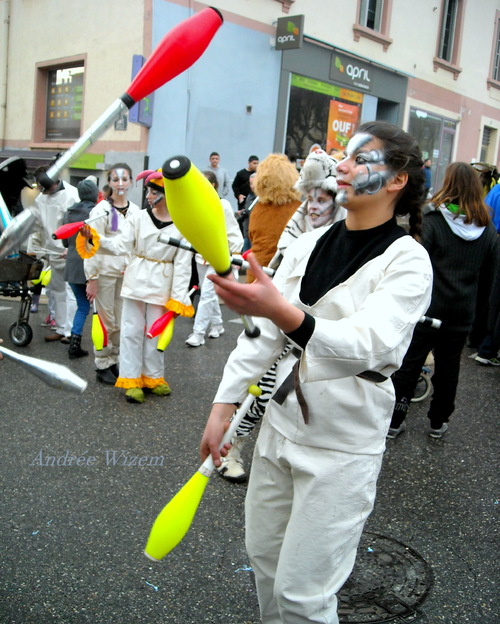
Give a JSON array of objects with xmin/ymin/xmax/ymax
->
[{"xmin": 1, "ymin": 0, "xmax": 499, "ymax": 206}]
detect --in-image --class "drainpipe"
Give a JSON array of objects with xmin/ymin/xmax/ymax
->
[{"xmin": 0, "ymin": 0, "xmax": 11, "ymax": 149}]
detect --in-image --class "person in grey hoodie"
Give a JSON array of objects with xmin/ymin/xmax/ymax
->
[
  {"xmin": 63, "ymin": 178, "xmax": 99, "ymax": 359},
  {"xmin": 388, "ymin": 162, "xmax": 499, "ymax": 439}
]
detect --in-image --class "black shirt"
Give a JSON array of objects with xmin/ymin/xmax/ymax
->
[{"xmin": 287, "ymin": 217, "xmax": 407, "ymax": 347}]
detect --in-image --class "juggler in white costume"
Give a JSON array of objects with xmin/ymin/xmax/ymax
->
[{"xmin": 214, "ymin": 226, "xmax": 432, "ymax": 623}]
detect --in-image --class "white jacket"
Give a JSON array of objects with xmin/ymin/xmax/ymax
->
[
  {"xmin": 84, "ymin": 199, "xmax": 141, "ymax": 280},
  {"xmin": 214, "ymin": 228, "xmax": 433, "ymax": 455},
  {"xmin": 28, "ymin": 182, "xmax": 79, "ymax": 268},
  {"xmin": 96, "ymin": 209, "xmax": 193, "ymax": 307}
]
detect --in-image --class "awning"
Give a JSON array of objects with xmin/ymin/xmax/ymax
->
[{"xmin": 0, "ymin": 148, "xmax": 62, "ymax": 172}]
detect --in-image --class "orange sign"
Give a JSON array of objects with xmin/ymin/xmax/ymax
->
[{"xmin": 326, "ymin": 100, "xmax": 360, "ymax": 153}]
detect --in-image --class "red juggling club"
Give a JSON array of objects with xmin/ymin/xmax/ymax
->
[
  {"xmin": 52, "ymin": 212, "xmax": 108, "ymax": 240},
  {"xmin": 147, "ymin": 311, "xmax": 175, "ymax": 340},
  {"xmin": 37, "ymin": 7, "xmax": 223, "ymax": 191},
  {"xmin": 146, "ymin": 286, "xmax": 198, "ymax": 340}
]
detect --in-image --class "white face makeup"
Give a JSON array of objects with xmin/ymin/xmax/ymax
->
[
  {"xmin": 109, "ymin": 168, "xmax": 131, "ymax": 196},
  {"xmin": 306, "ymin": 188, "xmax": 335, "ymax": 228},
  {"xmin": 336, "ymin": 133, "xmax": 393, "ymax": 205}
]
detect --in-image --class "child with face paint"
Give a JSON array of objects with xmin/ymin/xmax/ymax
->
[
  {"xmin": 83, "ymin": 163, "xmax": 141, "ymax": 384},
  {"xmin": 201, "ymin": 121, "xmax": 433, "ymax": 624},
  {"xmin": 270, "ymin": 148, "xmax": 347, "ymax": 268},
  {"xmin": 80, "ymin": 169, "xmax": 194, "ymax": 403}
]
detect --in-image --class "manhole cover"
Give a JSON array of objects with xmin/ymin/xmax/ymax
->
[{"xmin": 338, "ymin": 532, "xmax": 433, "ymax": 623}]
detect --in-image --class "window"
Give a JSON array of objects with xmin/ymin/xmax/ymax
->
[
  {"xmin": 433, "ymin": 0, "xmax": 463, "ymax": 79},
  {"xmin": 360, "ymin": 0, "xmax": 384, "ymax": 32},
  {"xmin": 408, "ymin": 108, "xmax": 456, "ymax": 191},
  {"xmin": 353, "ymin": 0, "xmax": 393, "ymax": 51},
  {"xmin": 438, "ymin": 0, "xmax": 458, "ymax": 62},
  {"xmin": 480, "ymin": 126, "xmax": 498, "ymax": 164},
  {"xmin": 33, "ymin": 56, "xmax": 86, "ymax": 145},
  {"xmin": 45, "ymin": 66, "xmax": 84, "ymax": 140},
  {"xmin": 488, "ymin": 12, "xmax": 500, "ymax": 89},
  {"xmin": 285, "ymin": 74, "xmax": 363, "ymax": 161}
]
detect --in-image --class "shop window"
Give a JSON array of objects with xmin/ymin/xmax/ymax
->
[
  {"xmin": 408, "ymin": 108, "xmax": 456, "ymax": 192},
  {"xmin": 285, "ymin": 74, "xmax": 363, "ymax": 162},
  {"xmin": 433, "ymin": 0, "xmax": 463, "ymax": 79},
  {"xmin": 487, "ymin": 12, "xmax": 500, "ymax": 90},
  {"xmin": 353, "ymin": 0, "xmax": 393, "ymax": 51},
  {"xmin": 33, "ymin": 57, "xmax": 85, "ymax": 145}
]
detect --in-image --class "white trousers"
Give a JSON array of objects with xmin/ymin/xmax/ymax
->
[
  {"xmin": 119, "ymin": 298, "xmax": 166, "ymax": 383},
  {"xmin": 192, "ymin": 264, "xmax": 222, "ymax": 336},
  {"xmin": 49, "ymin": 264, "xmax": 76, "ymax": 337},
  {"xmin": 245, "ymin": 417, "xmax": 383, "ymax": 624},
  {"xmin": 94, "ymin": 274, "xmax": 123, "ymax": 370}
]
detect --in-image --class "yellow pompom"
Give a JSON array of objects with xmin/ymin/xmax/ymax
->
[
  {"xmin": 76, "ymin": 228, "xmax": 100, "ymax": 259},
  {"xmin": 166, "ymin": 298, "xmax": 195, "ymax": 318}
]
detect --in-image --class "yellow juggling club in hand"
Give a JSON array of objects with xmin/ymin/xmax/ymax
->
[
  {"xmin": 144, "ymin": 384, "xmax": 262, "ymax": 562},
  {"xmin": 161, "ymin": 156, "xmax": 260, "ymax": 337}
]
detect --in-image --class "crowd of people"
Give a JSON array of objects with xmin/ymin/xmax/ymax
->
[{"xmin": 5, "ymin": 127, "xmax": 498, "ymax": 624}]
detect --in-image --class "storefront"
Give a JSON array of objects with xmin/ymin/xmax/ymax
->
[
  {"xmin": 274, "ymin": 39, "xmax": 409, "ymax": 162},
  {"xmin": 408, "ymin": 108, "xmax": 457, "ymax": 192}
]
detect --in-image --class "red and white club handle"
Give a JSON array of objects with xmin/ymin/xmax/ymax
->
[
  {"xmin": 38, "ymin": 7, "xmax": 223, "ymax": 190},
  {"xmin": 51, "ymin": 211, "xmax": 108, "ymax": 240}
]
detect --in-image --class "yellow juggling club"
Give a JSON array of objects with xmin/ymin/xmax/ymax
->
[
  {"xmin": 162, "ymin": 156, "xmax": 232, "ymax": 276},
  {"xmin": 161, "ymin": 156, "xmax": 260, "ymax": 337},
  {"xmin": 144, "ymin": 384, "xmax": 262, "ymax": 562},
  {"xmin": 156, "ymin": 315, "xmax": 175, "ymax": 352},
  {"xmin": 91, "ymin": 301, "xmax": 108, "ymax": 351}
]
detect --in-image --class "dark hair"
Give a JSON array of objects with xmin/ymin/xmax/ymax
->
[
  {"xmin": 210, "ymin": 152, "xmax": 219, "ymax": 158},
  {"xmin": 248, "ymin": 155, "xmax": 259, "ymax": 162},
  {"xmin": 107, "ymin": 162, "xmax": 132, "ymax": 181},
  {"xmin": 432, "ymin": 162, "xmax": 491, "ymax": 226},
  {"xmin": 203, "ymin": 169, "xmax": 219, "ymax": 191},
  {"xmin": 357, "ymin": 120, "xmax": 424, "ymax": 240}
]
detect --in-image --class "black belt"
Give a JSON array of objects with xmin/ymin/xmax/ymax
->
[{"xmin": 272, "ymin": 349, "xmax": 388, "ymax": 424}]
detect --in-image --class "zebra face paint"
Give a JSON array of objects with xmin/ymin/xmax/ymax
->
[
  {"xmin": 336, "ymin": 134, "xmax": 393, "ymax": 206},
  {"xmin": 306, "ymin": 188, "xmax": 335, "ymax": 228},
  {"xmin": 109, "ymin": 168, "xmax": 131, "ymax": 196}
]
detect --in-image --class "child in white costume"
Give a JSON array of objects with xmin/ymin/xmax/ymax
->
[
  {"xmin": 185, "ymin": 170, "xmax": 243, "ymax": 347},
  {"xmin": 83, "ymin": 163, "xmax": 141, "ymax": 385},
  {"xmin": 201, "ymin": 122, "xmax": 433, "ymax": 623},
  {"xmin": 80, "ymin": 169, "xmax": 194, "ymax": 403}
]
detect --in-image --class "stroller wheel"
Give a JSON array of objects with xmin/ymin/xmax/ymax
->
[
  {"xmin": 9, "ymin": 321, "xmax": 33, "ymax": 347},
  {"xmin": 411, "ymin": 371, "xmax": 431, "ymax": 403}
]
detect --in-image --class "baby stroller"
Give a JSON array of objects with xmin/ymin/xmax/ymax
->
[{"xmin": 0, "ymin": 251, "xmax": 43, "ymax": 346}]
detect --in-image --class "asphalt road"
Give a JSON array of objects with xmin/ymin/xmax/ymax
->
[{"xmin": 0, "ymin": 298, "xmax": 498, "ymax": 623}]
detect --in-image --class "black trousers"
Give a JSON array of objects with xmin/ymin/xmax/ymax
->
[{"xmin": 391, "ymin": 325, "xmax": 468, "ymax": 429}]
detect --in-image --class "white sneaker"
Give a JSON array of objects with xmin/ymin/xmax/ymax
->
[
  {"xmin": 185, "ymin": 333, "xmax": 205, "ymax": 347},
  {"xmin": 429, "ymin": 423, "xmax": 449, "ymax": 439},
  {"xmin": 208, "ymin": 325, "xmax": 225, "ymax": 339},
  {"xmin": 217, "ymin": 437, "xmax": 247, "ymax": 483}
]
